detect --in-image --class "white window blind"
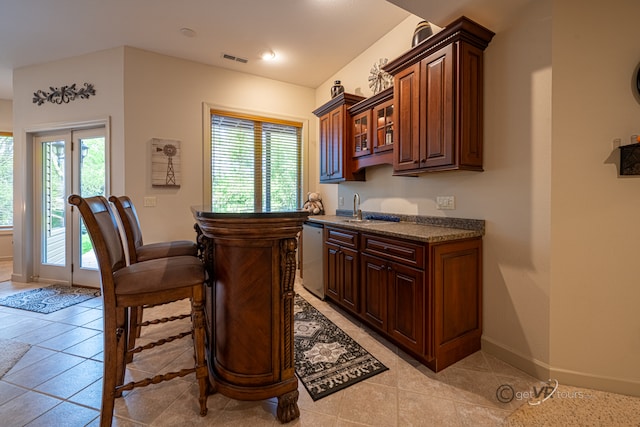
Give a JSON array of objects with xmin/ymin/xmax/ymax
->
[
  {"xmin": 0, "ymin": 133, "xmax": 13, "ymax": 228},
  {"xmin": 211, "ymin": 111, "xmax": 302, "ymax": 212}
]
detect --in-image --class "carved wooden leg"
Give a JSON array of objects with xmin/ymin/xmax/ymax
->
[
  {"xmin": 276, "ymin": 390, "xmax": 300, "ymax": 423},
  {"xmin": 191, "ymin": 284, "xmax": 209, "ymax": 416}
]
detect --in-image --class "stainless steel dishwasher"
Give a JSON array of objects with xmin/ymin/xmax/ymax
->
[{"xmin": 302, "ymin": 221, "xmax": 324, "ymax": 299}]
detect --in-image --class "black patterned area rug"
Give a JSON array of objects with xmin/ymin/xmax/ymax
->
[
  {"xmin": 294, "ymin": 294, "xmax": 388, "ymax": 401},
  {"xmin": 0, "ymin": 285, "xmax": 100, "ymax": 314}
]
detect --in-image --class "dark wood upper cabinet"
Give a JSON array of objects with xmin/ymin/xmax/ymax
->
[
  {"xmin": 384, "ymin": 16, "xmax": 494, "ymax": 175},
  {"xmin": 348, "ymin": 87, "xmax": 395, "ymax": 172},
  {"xmin": 313, "ymin": 93, "xmax": 366, "ymax": 183},
  {"xmin": 312, "ymin": 16, "xmax": 493, "ymax": 181}
]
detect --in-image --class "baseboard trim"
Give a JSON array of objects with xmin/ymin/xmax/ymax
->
[
  {"xmin": 481, "ymin": 336, "xmax": 551, "ymax": 379},
  {"xmin": 482, "ymin": 336, "xmax": 640, "ymax": 397}
]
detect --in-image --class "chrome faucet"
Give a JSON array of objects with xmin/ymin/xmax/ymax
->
[{"xmin": 353, "ymin": 193, "xmax": 362, "ymax": 221}]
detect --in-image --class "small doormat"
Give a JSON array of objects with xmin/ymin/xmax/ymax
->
[
  {"xmin": 294, "ymin": 295, "xmax": 388, "ymax": 401},
  {"xmin": 0, "ymin": 285, "xmax": 100, "ymax": 314}
]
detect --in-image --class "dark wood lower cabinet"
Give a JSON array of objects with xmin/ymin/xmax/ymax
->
[
  {"xmin": 361, "ymin": 254, "xmax": 387, "ymax": 330},
  {"xmin": 387, "ymin": 261, "xmax": 424, "ymax": 355},
  {"xmin": 324, "ymin": 226, "xmax": 482, "ymax": 372},
  {"xmin": 432, "ymin": 238, "xmax": 483, "ymax": 370},
  {"xmin": 362, "ymin": 253, "xmax": 424, "ymax": 355},
  {"xmin": 324, "ymin": 228, "xmax": 359, "ymax": 312}
]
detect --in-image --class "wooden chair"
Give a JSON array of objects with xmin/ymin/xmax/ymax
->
[
  {"xmin": 108, "ymin": 195, "xmax": 197, "ymax": 355},
  {"xmin": 68, "ymin": 195, "xmax": 208, "ymax": 427},
  {"xmin": 108, "ymin": 195, "xmax": 197, "ymax": 264}
]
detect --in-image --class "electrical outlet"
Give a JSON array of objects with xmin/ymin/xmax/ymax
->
[
  {"xmin": 436, "ymin": 196, "xmax": 455, "ymax": 210},
  {"xmin": 143, "ymin": 196, "xmax": 157, "ymax": 207},
  {"xmin": 339, "ymin": 197, "xmax": 344, "ymax": 206}
]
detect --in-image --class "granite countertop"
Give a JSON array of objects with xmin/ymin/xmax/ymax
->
[{"xmin": 306, "ymin": 211, "xmax": 484, "ymax": 244}]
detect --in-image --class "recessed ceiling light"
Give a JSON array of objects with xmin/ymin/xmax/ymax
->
[
  {"xmin": 179, "ymin": 27, "xmax": 197, "ymax": 38},
  {"xmin": 260, "ymin": 50, "xmax": 276, "ymax": 61}
]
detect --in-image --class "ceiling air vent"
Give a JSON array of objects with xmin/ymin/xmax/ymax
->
[{"xmin": 222, "ymin": 53, "xmax": 248, "ymax": 64}]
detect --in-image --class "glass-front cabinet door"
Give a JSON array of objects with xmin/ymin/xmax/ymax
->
[
  {"xmin": 352, "ymin": 110, "xmax": 371, "ymax": 158},
  {"xmin": 374, "ymin": 100, "xmax": 394, "ymax": 153}
]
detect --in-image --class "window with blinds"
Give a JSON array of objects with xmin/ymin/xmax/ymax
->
[
  {"xmin": 0, "ymin": 132, "xmax": 12, "ymax": 228},
  {"xmin": 211, "ymin": 111, "xmax": 302, "ymax": 212}
]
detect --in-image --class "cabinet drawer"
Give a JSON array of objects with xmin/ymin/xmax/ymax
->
[
  {"xmin": 361, "ymin": 233, "xmax": 425, "ymax": 269},
  {"xmin": 325, "ymin": 226, "xmax": 359, "ymax": 249}
]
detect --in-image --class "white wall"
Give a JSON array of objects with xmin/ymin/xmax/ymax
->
[
  {"xmin": 12, "ymin": 47, "xmax": 125, "ymax": 282},
  {"xmin": 122, "ymin": 48, "xmax": 316, "ymax": 243},
  {"xmin": 550, "ymin": 0, "xmax": 640, "ymax": 394},
  {"xmin": 0, "ymin": 98, "xmax": 13, "ymax": 260}
]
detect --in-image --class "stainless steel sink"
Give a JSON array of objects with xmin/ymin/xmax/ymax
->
[{"xmin": 341, "ymin": 219, "xmax": 380, "ymax": 224}]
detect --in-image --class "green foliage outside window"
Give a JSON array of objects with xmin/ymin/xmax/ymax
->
[
  {"xmin": 211, "ymin": 113, "xmax": 301, "ymax": 213},
  {"xmin": 0, "ymin": 135, "xmax": 13, "ymax": 227}
]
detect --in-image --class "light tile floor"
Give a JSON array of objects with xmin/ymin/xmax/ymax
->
[{"xmin": 0, "ymin": 274, "xmax": 569, "ymax": 426}]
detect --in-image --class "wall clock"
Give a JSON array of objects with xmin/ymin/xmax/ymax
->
[{"xmin": 368, "ymin": 58, "xmax": 393, "ymax": 95}]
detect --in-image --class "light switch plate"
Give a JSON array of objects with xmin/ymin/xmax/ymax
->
[
  {"xmin": 436, "ymin": 196, "xmax": 455, "ymax": 210},
  {"xmin": 143, "ymin": 196, "xmax": 157, "ymax": 207}
]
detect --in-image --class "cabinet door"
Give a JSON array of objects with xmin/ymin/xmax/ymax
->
[
  {"xmin": 319, "ymin": 113, "xmax": 333, "ymax": 181},
  {"xmin": 393, "ymin": 62, "xmax": 421, "ymax": 172},
  {"xmin": 352, "ymin": 110, "xmax": 371, "ymax": 158},
  {"xmin": 388, "ymin": 262, "xmax": 424, "ymax": 354},
  {"xmin": 324, "ymin": 242, "xmax": 340, "ymax": 300},
  {"xmin": 341, "ymin": 246, "xmax": 359, "ymax": 312},
  {"xmin": 458, "ymin": 42, "xmax": 484, "ymax": 169},
  {"xmin": 373, "ymin": 99, "xmax": 394, "ymax": 153},
  {"xmin": 319, "ymin": 107, "xmax": 345, "ymax": 182},
  {"xmin": 420, "ymin": 44, "xmax": 454, "ymax": 169},
  {"xmin": 324, "ymin": 242, "xmax": 359, "ymax": 311},
  {"xmin": 361, "ymin": 254, "xmax": 387, "ymax": 330},
  {"xmin": 328, "ymin": 106, "xmax": 345, "ymax": 180},
  {"xmin": 432, "ymin": 238, "xmax": 482, "ymax": 350}
]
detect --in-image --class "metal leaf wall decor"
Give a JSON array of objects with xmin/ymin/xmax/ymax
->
[{"xmin": 32, "ymin": 83, "xmax": 96, "ymax": 106}]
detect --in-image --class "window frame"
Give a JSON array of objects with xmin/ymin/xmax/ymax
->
[{"xmin": 206, "ymin": 107, "xmax": 306, "ymax": 212}]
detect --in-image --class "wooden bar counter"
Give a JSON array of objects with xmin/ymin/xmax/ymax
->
[{"xmin": 192, "ymin": 206, "xmax": 309, "ymax": 423}]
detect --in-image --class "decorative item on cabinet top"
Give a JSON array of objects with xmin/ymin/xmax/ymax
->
[
  {"xmin": 331, "ymin": 80, "xmax": 344, "ymax": 98},
  {"xmin": 384, "ymin": 16, "xmax": 494, "ymax": 76},
  {"xmin": 368, "ymin": 58, "xmax": 393, "ymax": 95},
  {"xmin": 412, "ymin": 21, "xmax": 434, "ymax": 47}
]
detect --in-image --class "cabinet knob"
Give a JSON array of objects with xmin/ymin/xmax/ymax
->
[
  {"xmin": 421, "ymin": 159, "xmax": 426, "ymax": 163},
  {"xmin": 387, "ymin": 266, "xmax": 392, "ymax": 271},
  {"xmin": 413, "ymin": 160, "xmax": 418, "ymax": 164}
]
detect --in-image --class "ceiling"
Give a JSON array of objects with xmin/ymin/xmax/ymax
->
[{"xmin": 0, "ymin": 0, "xmax": 532, "ymax": 101}]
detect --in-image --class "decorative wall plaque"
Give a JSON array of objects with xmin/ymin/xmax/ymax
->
[
  {"xmin": 32, "ymin": 83, "xmax": 96, "ymax": 106},
  {"xmin": 151, "ymin": 138, "xmax": 181, "ymax": 187}
]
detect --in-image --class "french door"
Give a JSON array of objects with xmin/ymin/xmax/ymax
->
[{"xmin": 34, "ymin": 127, "xmax": 107, "ymax": 287}]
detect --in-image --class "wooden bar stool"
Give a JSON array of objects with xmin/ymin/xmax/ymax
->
[
  {"xmin": 109, "ymin": 195, "xmax": 197, "ymax": 357},
  {"xmin": 69, "ymin": 195, "xmax": 208, "ymax": 427},
  {"xmin": 108, "ymin": 195, "xmax": 197, "ymax": 263}
]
